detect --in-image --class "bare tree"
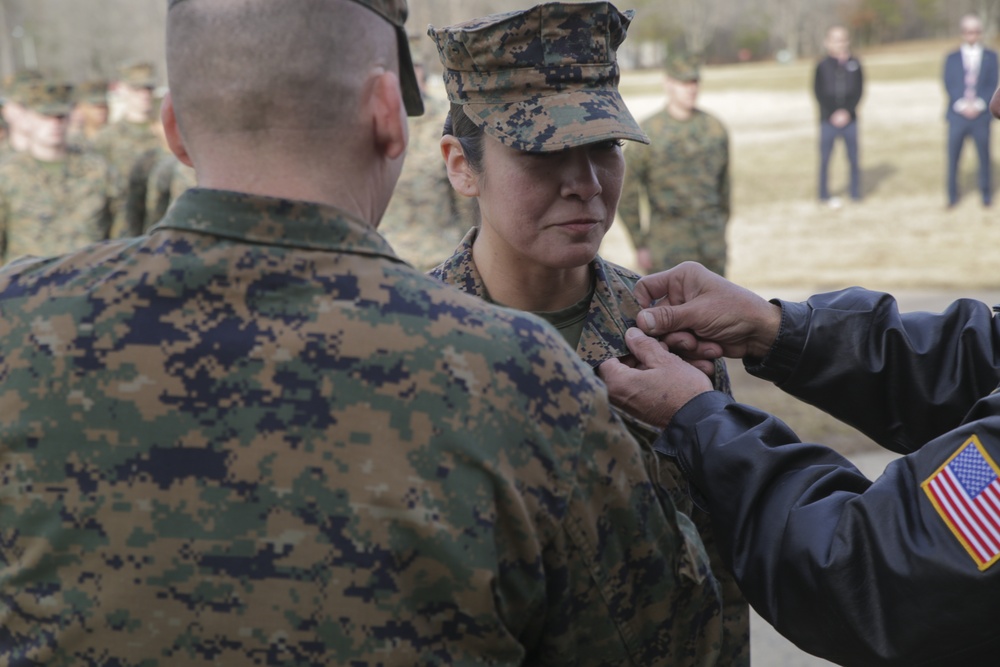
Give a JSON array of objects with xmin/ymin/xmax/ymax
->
[
  {"xmin": 764, "ymin": 0, "xmax": 808, "ymax": 58},
  {"xmin": 0, "ymin": 0, "xmax": 16, "ymax": 81},
  {"xmin": 668, "ymin": 0, "xmax": 725, "ymax": 55}
]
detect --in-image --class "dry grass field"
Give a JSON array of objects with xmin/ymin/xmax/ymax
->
[{"xmin": 601, "ymin": 41, "xmax": 1000, "ymax": 457}]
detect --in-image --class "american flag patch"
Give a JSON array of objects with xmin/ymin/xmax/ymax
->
[{"xmin": 922, "ymin": 435, "xmax": 1000, "ymax": 571}]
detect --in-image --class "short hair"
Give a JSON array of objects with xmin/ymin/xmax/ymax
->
[{"xmin": 167, "ymin": 0, "xmax": 397, "ymax": 142}]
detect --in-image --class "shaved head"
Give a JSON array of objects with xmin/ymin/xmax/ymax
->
[{"xmin": 167, "ymin": 0, "xmax": 399, "ymax": 146}]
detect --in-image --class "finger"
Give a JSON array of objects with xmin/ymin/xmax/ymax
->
[
  {"xmin": 596, "ymin": 357, "xmax": 637, "ymax": 408},
  {"xmin": 637, "ymin": 302, "xmax": 692, "ymax": 337},
  {"xmin": 688, "ymin": 359, "xmax": 716, "ymax": 376},
  {"xmin": 663, "ymin": 333, "xmax": 723, "ymax": 360},
  {"xmin": 622, "ymin": 327, "xmax": 674, "ymax": 367},
  {"xmin": 633, "ymin": 271, "xmax": 674, "ymax": 309},
  {"xmin": 662, "ymin": 330, "xmax": 698, "ymax": 353}
]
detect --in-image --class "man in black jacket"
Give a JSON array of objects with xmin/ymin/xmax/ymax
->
[
  {"xmin": 598, "ymin": 261, "xmax": 1000, "ymax": 666},
  {"xmin": 814, "ymin": 25, "xmax": 863, "ymax": 208}
]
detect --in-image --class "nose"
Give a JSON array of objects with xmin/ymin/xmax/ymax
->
[{"xmin": 560, "ymin": 148, "xmax": 602, "ymax": 202}]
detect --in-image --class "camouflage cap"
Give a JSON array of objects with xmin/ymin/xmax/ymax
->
[
  {"xmin": 665, "ymin": 51, "xmax": 702, "ymax": 82},
  {"xmin": 23, "ymin": 81, "xmax": 74, "ymax": 116},
  {"xmin": 428, "ymin": 1, "xmax": 648, "ymax": 152},
  {"xmin": 3, "ymin": 69, "xmax": 45, "ymax": 105},
  {"xmin": 75, "ymin": 79, "xmax": 109, "ymax": 105},
  {"xmin": 346, "ymin": 0, "xmax": 424, "ymax": 116},
  {"xmin": 119, "ymin": 61, "xmax": 157, "ymax": 89}
]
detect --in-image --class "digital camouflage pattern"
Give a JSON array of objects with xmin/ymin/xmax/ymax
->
[
  {"xmin": 665, "ymin": 52, "xmax": 703, "ymax": 82},
  {"xmin": 618, "ymin": 108, "xmax": 730, "ymax": 275},
  {"xmin": 74, "ymin": 79, "xmax": 110, "ymax": 105},
  {"xmin": 146, "ymin": 149, "xmax": 197, "ymax": 231},
  {"xmin": 2, "ymin": 69, "xmax": 44, "ymax": 105},
  {"xmin": 378, "ymin": 96, "xmax": 472, "ymax": 271},
  {"xmin": 93, "ymin": 119, "xmax": 162, "ymax": 237},
  {"xmin": 123, "ymin": 145, "xmax": 166, "ymax": 236},
  {"xmin": 21, "ymin": 80, "xmax": 74, "ymax": 116},
  {"xmin": 0, "ymin": 187, "xmax": 724, "ymax": 665},
  {"xmin": 428, "ymin": 1, "xmax": 648, "ymax": 153},
  {"xmin": 0, "ymin": 147, "xmax": 115, "ymax": 263},
  {"xmin": 431, "ymin": 227, "xmax": 749, "ymax": 666},
  {"xmin": 118, "ymin": 60, "xmax": 157, "ymax": 88}
]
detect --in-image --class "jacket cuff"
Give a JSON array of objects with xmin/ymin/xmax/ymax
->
[
  {"xmin": 743, "ymin": 299, "xmax": 811, "ymax": 383},
  {"xmin": 655, "ymin": 391, "xmax": 734, "ymax": 458}
]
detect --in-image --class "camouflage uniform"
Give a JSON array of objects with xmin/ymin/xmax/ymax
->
[
  {"xmin": 431, "ymin": 228, "xmax": 750, "ymax": 665},
  {"xmin": 0, "ymin": 188, "xmax": 722, "ymax": 665},
  {"xmin": 427, "ymin": 5, "xmax": 737, "ymax": 662},
  {"xmin": 618, "ymin": 56, "xmax": 730, "ymax": 276},
  {"xmin": 92, "ymin": 63, "xmax": 161, "ymax": 238},
  {"xmin": 145, "ymin": 149, "xmax": 197, "ymax": 231},
  {"xmin": 0, "ymin": 149, "xmax": 116, "ymax": 263},
  {"xmin": 0, "ymin": 82, "xmax": 115, "ymax": 263},
  {"xmin": 378, "ymin": 95, "xmax": 471, "ymax": 271}
]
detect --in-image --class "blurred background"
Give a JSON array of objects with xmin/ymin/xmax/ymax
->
[
  {"xmin": 3, "ymin": 1, "xmax": 998, "ymax": 664},
  {"xmin": 1, "ymin": 0, "xmax": 998, "ymax": 82}
]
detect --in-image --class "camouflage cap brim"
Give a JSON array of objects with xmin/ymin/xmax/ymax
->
[
  {"xmin": 346, "ymin": 0, "xmax": 424, "ymax": 116},
  {"xmin": 394, "ymin": 24, "xmax": 424, "ymax": 117},
  {"xmin": 34, "ymin": 104, "xmax": 73, "ymax": 117},
  {"xmin": 463, "ymin": 87, "xmax": 648, "ymax": 152}
]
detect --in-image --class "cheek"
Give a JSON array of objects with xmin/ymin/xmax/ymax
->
[
  {"xmin": 599, "ymin": 157, "xmax": 626, "ymax": 211},
  {"xmin": 480, "ymin": 163, "xmax": 549, "ymax": 220}
]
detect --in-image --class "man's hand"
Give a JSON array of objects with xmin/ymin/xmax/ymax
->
[
  {"xmin": 962, "ymin": 106, "xmax": 983, "ymax": 120},
  {"xmin": 598, "ymin": 328, "xmax": 713, "ymax": 429},
  {"xmin": 633, "ymin": 262, "xmax": 783, "ymax": 360},
  {"xmin": 830, "ymin": 109, "xmax": 851, "ymax": 128}
]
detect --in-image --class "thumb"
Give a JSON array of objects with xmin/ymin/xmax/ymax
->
[
  {"xmin": 596, "ymin": 355, "xmax": 629, "ymax": 387},
  {"xmin": 623, "ymin": 327, "xmax": 672, "ymax": 367},
  {"xmin": 638, "ymin": 299, "xmax": 704, "ymax": 337}
]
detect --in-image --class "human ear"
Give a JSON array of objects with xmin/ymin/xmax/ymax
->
[
  {"xmin": 161, "ymin": 92, "xmax": 193, "ymax": 168},
  {"xmin": 371, "ymin": 70, "xmax": 407, "ymax": 161},
  {"xmin": 441, "ymin": 135, "xmax": 479, "ymax": 197}
]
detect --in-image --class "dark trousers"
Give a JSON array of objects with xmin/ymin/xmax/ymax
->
[
  {"xmin": 818, "ymin": 120, "xmax": 860, "ymax": 201},
  {"xmin": 947, "ymin": 115, "xmax": 992, "ymax": 205}
]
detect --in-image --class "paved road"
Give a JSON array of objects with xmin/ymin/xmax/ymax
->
[{"xmin": 744, "ymin": 288, "xmax": 997, "ymax": 665}]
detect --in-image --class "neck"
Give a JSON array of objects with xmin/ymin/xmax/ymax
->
[
  {"xmin": 192, "ymin": 138, "xmax": 393, "ymax": 227},
  {"xmin": 472, "ymin": 229, "xmax": 592, "ymax": 312},
  {"xmin": 666, "ymin": 101, "xmax": 694, "ymax": 121}
]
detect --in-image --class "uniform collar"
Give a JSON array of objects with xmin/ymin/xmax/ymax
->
[
  {"xmin": 151, "ymin": 188, "xmax": 403, "ymax": 261},
  {"xmin": 430, "ymin": 226, "xmax": 641, "ymax": 367}
]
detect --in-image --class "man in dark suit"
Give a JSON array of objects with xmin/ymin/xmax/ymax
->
[{"xmin": 944, "ymin": 14, "xmax": 999, "ymax": 208}]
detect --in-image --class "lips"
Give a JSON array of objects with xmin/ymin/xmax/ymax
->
[{"xmin": 555, "ymin": 219, "xmax": 602, "ymax": 234}]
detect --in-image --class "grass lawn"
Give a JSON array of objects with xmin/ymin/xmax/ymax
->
[{"xmin": 609, "ymin": 38, "xmax": 1000, "ymax": 291}]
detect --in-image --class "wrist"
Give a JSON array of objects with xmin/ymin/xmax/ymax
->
[{"xmin": 750, "ymin": 303, "xmax": 782, "ymax": 358}]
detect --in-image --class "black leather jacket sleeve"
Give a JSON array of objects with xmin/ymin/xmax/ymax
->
[
  {"xmin": 657, "ymin": 288, "xmax": 1000, "ymax": 666},
  {"xmin": 751, "ymin": 288, "xmax": 1000, "ymax": 453}
]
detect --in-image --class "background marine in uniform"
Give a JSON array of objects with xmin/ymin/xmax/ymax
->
[
  {"xmin": 0, "ymin": 80, "xmax": 114, "ymax": 263},
  {"xmin": 618, "ymin": 52, "xmax": 730, "ymax": 276}
]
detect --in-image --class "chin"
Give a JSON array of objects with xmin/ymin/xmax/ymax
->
[{"xmin": 548, "ymin": 247, "xmax": 600, "ymax": 271}]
